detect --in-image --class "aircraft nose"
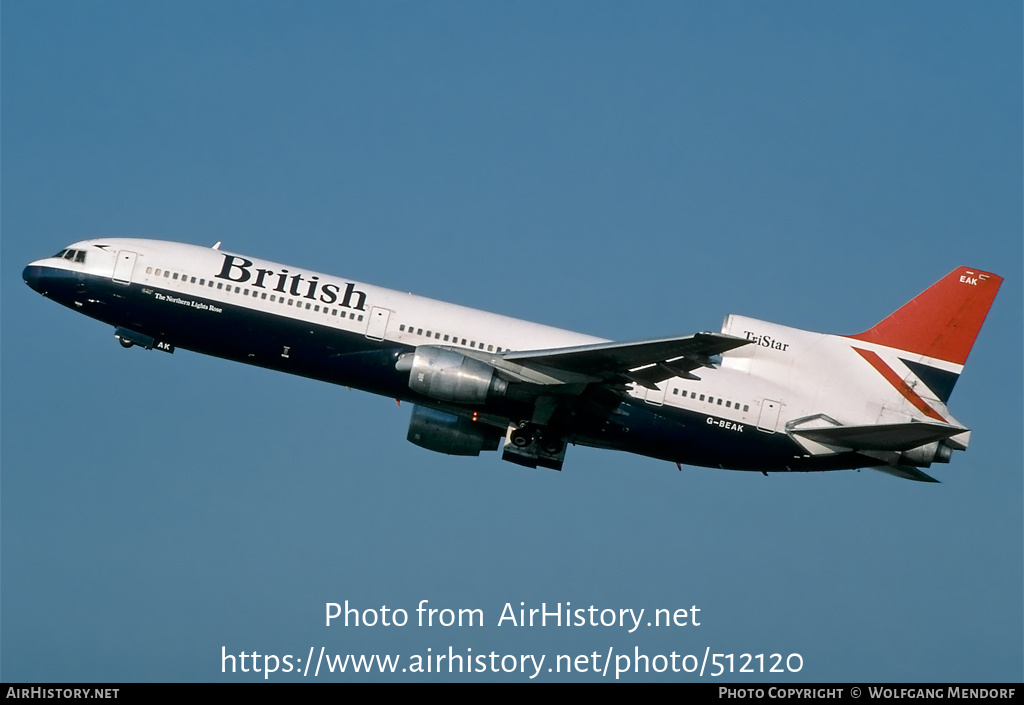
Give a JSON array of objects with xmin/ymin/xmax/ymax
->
[{"xmin": 23, "ymin": 264, "xmax": 44, "ymax": 293}]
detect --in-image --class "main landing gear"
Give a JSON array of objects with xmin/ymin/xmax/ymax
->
[{"xmin": 503, "ymin": 422, "xmax": 567, "ymax": 471}]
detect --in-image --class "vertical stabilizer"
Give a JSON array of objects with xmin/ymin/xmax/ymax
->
[{"xmin": 846, "ymin": 267, "xmax": 1002, "ymax": 367}]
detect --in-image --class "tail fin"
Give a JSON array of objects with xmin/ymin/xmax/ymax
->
[{"xmin": 847, "ymin": 267, "xmax": 1002, "ymax": 367}]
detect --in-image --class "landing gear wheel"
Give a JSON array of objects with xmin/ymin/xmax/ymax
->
[
  {"xmin": 539, "ymin": 435, "xmax": 564, "ymax": 455},
  {"xmin": 511, "ymin": 427, "xmax": 533, "ymax": 448},
  {"xmin": 118, "ymin": 338, "xmax": 134, "ymax": 349}
]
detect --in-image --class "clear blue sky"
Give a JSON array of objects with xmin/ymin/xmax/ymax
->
[{"xmin": 3, "ymin": 1, "xmax": 1021, "ymax": 682}]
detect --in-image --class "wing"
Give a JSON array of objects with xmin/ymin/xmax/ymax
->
[{"xmin": 502, "ymin": 332, "xmax": 750, "ymax": 390}]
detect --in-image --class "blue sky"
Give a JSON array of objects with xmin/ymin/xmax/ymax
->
[{"xmin": 3, "ymin": 1, "xmax": 1021, "ymax": 682}]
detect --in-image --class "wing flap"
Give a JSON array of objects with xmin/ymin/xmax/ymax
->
[{"xmin": 503, "ymin": 332, "xmax": 749, "ymax": 385}]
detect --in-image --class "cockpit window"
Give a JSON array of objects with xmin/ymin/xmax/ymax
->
[{"xmin": 55, "ymin": 248, "xmax": 88, "ymax": 263}]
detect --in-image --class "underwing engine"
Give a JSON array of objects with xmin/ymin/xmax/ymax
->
[
  {"xmin": 407, "ymin": 405, "xmax": 503, "ymax": 456},
  {"xmin": 396, "ymin": 346, "xmax": 508, "ymax": 403}
]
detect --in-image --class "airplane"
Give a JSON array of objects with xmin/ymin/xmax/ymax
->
[{"xmin": 23, "ymin": 239, "xmax": 1002, "ymax": 482}]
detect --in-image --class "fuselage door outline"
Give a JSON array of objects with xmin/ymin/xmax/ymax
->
[
  {"xmin": 757, "ymin": 399, "xmax": 782, "ymax": 433},
  {"xmin": 643, "ymin": 382, "xmax": 667, "ymax": 406},
  {"xmin": 112, "ymin": 250, "xmax": 138, "ymax": 285},
  {"xmin": 365, "ymin": 306, "xmax": 391, "ymax": 341}
]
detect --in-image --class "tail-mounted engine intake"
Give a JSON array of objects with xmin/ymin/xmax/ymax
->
[{"xmin": 396, "ymin": 346, "xmax": 508, "ymax": 404}]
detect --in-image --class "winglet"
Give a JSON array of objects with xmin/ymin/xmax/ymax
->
[{"xmin": 847, "ymin": 267, "xmax": 1002, "ymax": 366}]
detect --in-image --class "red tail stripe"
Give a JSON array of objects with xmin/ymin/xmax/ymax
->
[{"xmin": 853, "ymin": 348, "xmax": 946, "ymax": 422}]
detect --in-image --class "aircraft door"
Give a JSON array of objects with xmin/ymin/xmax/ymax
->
[
  {"xmin": 756, "ymin": 399, "xmax": 782, "ymax": 433},
  {"xmin": 643, "ymin": 382, "xmax": 667, "ymax": 406},
  {"xmin": 112, "ymin": 250, "xmax": 138, "ymax": 284},
  {"xmin": 365, "ymin": 306, "xmax": 391, "ymax": 341}
]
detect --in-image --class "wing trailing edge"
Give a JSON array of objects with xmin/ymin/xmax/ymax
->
[{"xmin": 503, "ymin": 332, "xmax": 750, "ymax": 389}]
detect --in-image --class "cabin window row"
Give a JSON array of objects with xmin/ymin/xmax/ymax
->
[
  {"xmin": 396, "ymin": 324, "xmax": 504, "ymax": 353},
  {"xmin": 142, "ymin": 266, "xmax": 365, "ymax": 322},
  {"xmin": 672, "ymin": 387, "xmax": 749, "ymax": 413}
]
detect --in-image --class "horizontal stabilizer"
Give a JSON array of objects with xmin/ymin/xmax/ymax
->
[
  {"xmin": 872, "ymin": 465, "xmax": 941, "ymax": 483},
  {"xmin": 790, "ymin": 421, "xmax": 965, "ymax": 451}
]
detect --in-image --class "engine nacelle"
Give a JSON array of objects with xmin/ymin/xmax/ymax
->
[
  {"xmin": 396, "ymin": 346, "xmax": 507, "ymax": 404},
  {"xmin": 407, "ymin": 405, "xmax": 503, "ymax": 456},
  {"xmin": 900, "ymin": 440, "xmax": 955, "ymax": 468}
]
